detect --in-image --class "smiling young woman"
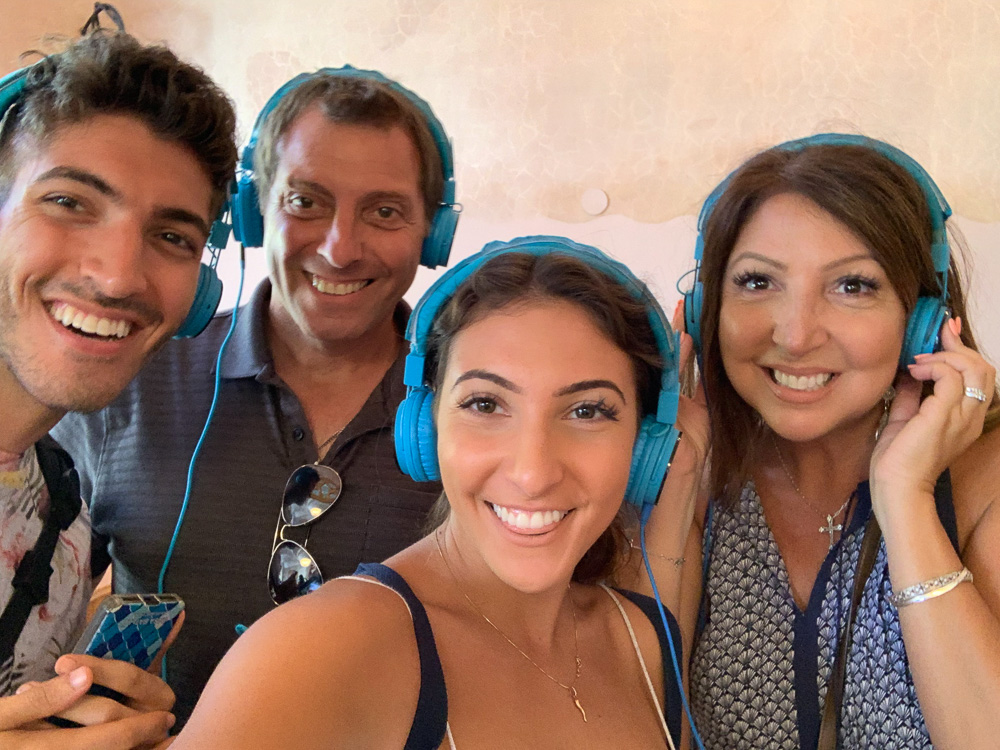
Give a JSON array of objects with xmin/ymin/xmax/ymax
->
[{"xmin": 169, "ymin": 239, "xmax": 690, "ymax": 750}]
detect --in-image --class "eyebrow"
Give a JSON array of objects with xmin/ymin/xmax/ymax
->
[
  {"xmin": 452, "ymin": 370, "xmax": 627, "ymax": 403},
  {"xmin": 36, "ymin": 166, "xmax": 118, "ymax": 199},
  {"xmin": 287, "ymin": 178, "xmax": 334, "ymax": 201},
  {"xmin": 729, "ymin": 250, "xmax": 877, "ymax": 272},
  {"xmin": 157, "ymin": 207, "xmax": 211, "ymax": 240},
  {"xmin": 453, "ymin": 369, "xmax": 521, "ymax": 393},
  {"xmin": 36, "ymin": 166, "xmax": 211, "ymax": 238},
  {"xmin": 286, "ymin": 178, "xmax": 415, "ymax": 208},
  {"xmin": 555, "ymin": 379, "xmax": 627, "ymax": 402}
]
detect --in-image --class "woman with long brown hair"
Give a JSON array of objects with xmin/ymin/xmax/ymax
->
[{"xmin": 682, "ymin": 135, "xmax": 1000, "ymax": 750}]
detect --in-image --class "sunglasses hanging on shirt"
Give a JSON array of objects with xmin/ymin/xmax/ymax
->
[{"xmin": 268, "ymin": 432, "xmax": 342, "ymax": 604}]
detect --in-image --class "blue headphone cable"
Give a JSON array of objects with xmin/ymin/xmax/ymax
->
[
  {"xmin": 638, "ymin": 511, "xmax": 707, "ymax": 750},
  {"xmin": 157, "ymin": 245, "xmax": 247, "ymax": 677}
]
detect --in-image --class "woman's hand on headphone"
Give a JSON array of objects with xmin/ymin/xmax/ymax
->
[
  {"xmin": 871, "ymin": 316, "xmax": 995, "ymax": 515},
  {"xmin": 636, "ymin": 302, "xmax": 710, "ymax": 567}
]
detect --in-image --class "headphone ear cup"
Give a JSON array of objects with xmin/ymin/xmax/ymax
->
[
  {"xmin": 421, "ymin": 205, "xmax": 460, "ymax": 269},
  {"xmin": 174, "ymin": 264, "xmax": 222, "ymax": 339},
  {"xmin": 231, "ymin": 173, "xmax": 264, "ymax": 248},
  {"xmin": 394, "ymin": 387, "xmax": 440, "ymax": 482},
  {"xmin": 684, "ymin": 279, "xmax": 703, "ymax": 355},
  {"xmin": 625, "ymin": 416, "xmax": 679, "ymax": 511},
  {"xmin": 900, "ymin": 296, "xmax": 947, "ymax": 367}
]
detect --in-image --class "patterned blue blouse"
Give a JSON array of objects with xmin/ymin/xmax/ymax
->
[{"xmin": 690, "ymin": 477, "xmax": 956, "ymax": 750}]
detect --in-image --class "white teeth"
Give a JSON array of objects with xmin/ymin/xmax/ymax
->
[
  {"xmin": 772, "ymin": 369, "xmax": 833, "ymax": 391},
  {"xmin": 49, "ymin": 302, "xmax": 131, "ymax": 339},
  {"xmin": 81, "ymin": 314, "xmax": 100, "ymax": 334},
  {"xmin": 311, "ymin": 276, "xmax": 369, "ymax": 296},
  {"xmin": 490, "ymin": 503, "xmax": 568, "ymax": 531}
]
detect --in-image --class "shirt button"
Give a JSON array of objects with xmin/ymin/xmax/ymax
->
[{"xmin": 292, "ymin": 427, "xmax": 305, "ymax": 441}]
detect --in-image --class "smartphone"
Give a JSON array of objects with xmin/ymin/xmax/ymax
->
[{"xmin": 73, "ymin": 593, "xmax": 184, "ymax": 670}]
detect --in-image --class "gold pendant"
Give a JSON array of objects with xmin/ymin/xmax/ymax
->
[{"xmin": 570, "ymin": 686, "xmax": 587, "ymax": 722}]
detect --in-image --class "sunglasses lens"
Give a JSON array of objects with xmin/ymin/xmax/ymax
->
[
  {"xmin": 269, "ymin": 540, "xmax": 322, "ymax": 604},
  {"xmin": 282, "ymin": 464, "xmax": 342, "ymax": 526}
]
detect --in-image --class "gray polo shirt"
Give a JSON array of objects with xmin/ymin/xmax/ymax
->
[{"xmin": 53, "ymin": 279, "xmax": 442, "ymax": 724}]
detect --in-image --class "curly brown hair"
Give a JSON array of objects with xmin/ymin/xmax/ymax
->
[{"xmin": 0, "ymin": 31, "xmax": 237, "ymax": 217}]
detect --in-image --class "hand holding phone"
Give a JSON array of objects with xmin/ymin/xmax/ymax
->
[{"xmin": 3, "ymin": 656, "xmax": 177, "ymax": 747}]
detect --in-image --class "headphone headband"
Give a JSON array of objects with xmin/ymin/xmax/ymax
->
[{"xmin": 697, "ymin": 133, "xmax": 951, "ymax": 275}]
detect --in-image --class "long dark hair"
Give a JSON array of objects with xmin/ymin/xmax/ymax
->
[
  {"xmin": 423, "ymin": 251, "xmax": 663, "ymax": 583},
  {"xmin": 697, "ymin": 141, "xmax": 999, "ymax": 507}
]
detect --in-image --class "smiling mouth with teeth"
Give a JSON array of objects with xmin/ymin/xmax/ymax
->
[
  {"xmin": 311, "ymin": 275, "xmax": 371, "ymax": 296},
  {"xmin": 49, "ymin": 302, "xmax": 132, "ymax": 339},
  {"xmin": 770, "ymin": 368, "xmax": 834, "ymax": 391},
  {"xmin": 490, "ymin": 503, "xmax": 570, "ymax": 532}
]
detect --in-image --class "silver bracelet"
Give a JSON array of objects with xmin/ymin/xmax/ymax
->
[
  {"xmin": 889, "ymin": 567, "xmax": 974, "ymax": 608},
  {"xmin": 628, "ymin": 541, "xmax": 685, "ymax": 567}
]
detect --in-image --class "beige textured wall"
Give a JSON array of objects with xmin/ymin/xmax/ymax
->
[
  {"xmin": 3, "ymin": 1, "xmax": 999, "ymax": 357},
  {"xmin": 5, "ymin": 0, "xmax": 999, "ymax": 222}
]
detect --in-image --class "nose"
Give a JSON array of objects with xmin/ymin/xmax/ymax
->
[
  {"xmin": 771, "ymin": 289, "xmax": 830, "ymax": 355},
  {"xmin": 316, "ymin": 210, "xmax": 364, "ymax": 269},
  {"xmin": 504, "ymin": 417, "xmax": 565, "ymax": 500},
  {"xmin": 77, "ymin": 220, "xmax": 149, "ymax": 300}
]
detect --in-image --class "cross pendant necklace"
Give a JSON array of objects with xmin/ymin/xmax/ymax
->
[
  {"xmin": 771, "ymin": 433, "xmax": 853, "ymax": 551},
  {"xmin": 820, "ymin": 516, "xmax": 844, "ymax": 549}
]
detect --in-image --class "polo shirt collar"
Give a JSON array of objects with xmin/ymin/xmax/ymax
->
[{"xmin": 218, "ymin": 278, "xmax": 274, "ymax": 380}]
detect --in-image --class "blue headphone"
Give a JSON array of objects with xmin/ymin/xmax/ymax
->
[
  {"xmin": 230, "ymin": 65, "xmax": 458, "ymax": 269},
  {"xmin": 0, "ymin": 64, "xmax": 230, "ymax": 339},
  {"xmin": 394, "ymin": 235, "xmax": 682, "ymax": 515},
  {"xmin": 683, "ymin": 133, "xmax": 952, "ymax": 367}
]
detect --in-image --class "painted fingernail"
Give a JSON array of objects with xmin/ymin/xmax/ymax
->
[{"xmin": 69, "ymin": 667, "xmax": 89, "ymax": 689}]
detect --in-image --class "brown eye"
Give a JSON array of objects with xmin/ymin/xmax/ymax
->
[{"xmin": 472, "ymin": 398, "xmax": 497, "ymax": 414}]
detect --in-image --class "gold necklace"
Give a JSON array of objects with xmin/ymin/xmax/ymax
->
[
  {"xmin": 434, "ymin": 531, "xmax": 587, "ymax": 722},
  {"xmin": 315, "ymin": 429, "xmax": 343, "ymax": 461},
  {"xmin": 770, "ymin": 433, "xmax": 853, "ymax": 550}
]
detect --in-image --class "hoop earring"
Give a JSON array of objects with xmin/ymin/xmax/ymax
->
[{"xmin": 875, "ymin": 386, "xmax": 896, "ymax": 441}]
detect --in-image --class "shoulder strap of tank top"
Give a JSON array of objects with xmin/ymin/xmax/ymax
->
[{"xmin": 348, "ymin": 563, "xmax": 449, "ymax": 750}]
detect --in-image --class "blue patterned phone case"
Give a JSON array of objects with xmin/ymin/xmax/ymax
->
[{"xmin": 73, "ymin": 594, "xmax": 184, "ymax": 670}]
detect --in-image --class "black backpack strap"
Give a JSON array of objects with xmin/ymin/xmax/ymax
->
[{"xmin": 0, "ymin": 439, "xmax": 82, "ymax": 663}]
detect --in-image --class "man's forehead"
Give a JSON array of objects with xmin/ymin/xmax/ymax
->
[
  {"xmin": 273, "ymin": 112, "xmax": 422, "ymax": 193},
  {"xmin": 12, "ymin": 114, "xmax": 215, "ymax": 222}
]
